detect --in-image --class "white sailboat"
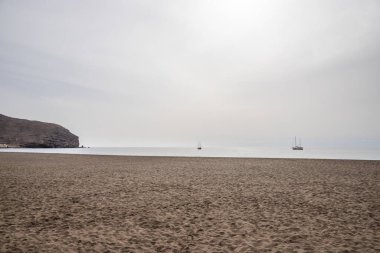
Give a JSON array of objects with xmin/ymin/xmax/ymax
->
[
  {"xmin": 197, "ymin": 142, "xmax": 202, "ymax": 150},
  {"xmin": 292, "ymin": 136, "xmax": 303, "ymax": 150}
]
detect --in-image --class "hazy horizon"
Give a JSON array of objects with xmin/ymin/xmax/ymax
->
[{"xmin": 1, "ymin": 0, "xmax": 380, "ymax": 148}]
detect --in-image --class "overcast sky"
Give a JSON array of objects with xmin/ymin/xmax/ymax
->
[{"xmin": 1, "ymin": 0, "xmax": 379, "ymax": 147}]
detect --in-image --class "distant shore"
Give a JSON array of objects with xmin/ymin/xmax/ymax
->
[
  {"xmin": 1, "ymin": 153, "xmax": 379, "ymax": 252},
  {"xmin": 0, "ymin": 145, "xmax": 88, "ymax": 148}
]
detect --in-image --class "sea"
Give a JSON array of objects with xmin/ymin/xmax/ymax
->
[{"xmin": 1, "ymin": 146, "xmax": 379, "ymax": 160}]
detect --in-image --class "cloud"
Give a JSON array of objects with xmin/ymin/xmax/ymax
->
[{"xmin": 0, "ymin": 0, "xmax": 379, "ymax": 147}]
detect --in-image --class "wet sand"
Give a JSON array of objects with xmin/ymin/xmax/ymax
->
[{"xmin": 1, "ymin": 153, "xmax": 379, "ymax": 252}]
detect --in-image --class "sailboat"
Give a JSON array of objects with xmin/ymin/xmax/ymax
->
[
  {"xmin": 292, "ymin": 136, "xmax": 303, "ymax": 150},
  {"xmin": 197, "ymin": 142, "xmax": 202, "ymax": 150}
]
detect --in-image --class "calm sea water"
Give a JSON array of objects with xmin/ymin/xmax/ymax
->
[{"xmin": 1, "ymin": 146, "xmax": 379, "ymax": 160}]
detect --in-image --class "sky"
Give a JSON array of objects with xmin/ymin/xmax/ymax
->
[{"xmin": 1, "ymin": 0, "xmax": 380, "ymax": 148}]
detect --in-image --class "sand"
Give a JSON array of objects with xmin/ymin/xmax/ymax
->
[{"xmin": 0, "ymin": 153, "xmax": 379, "ymax": 252}]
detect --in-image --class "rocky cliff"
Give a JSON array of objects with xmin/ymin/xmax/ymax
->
[{"xmin": 0, "ymin": 114, "xmax": 79, "ymax": 148}]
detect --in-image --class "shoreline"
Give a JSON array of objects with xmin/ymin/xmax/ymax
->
[
  {"xmin": 1, "ymin": 150, "xmax": 380, "ymax": 162},
  {"xmin": 1, "ymin": 153, "xmax": 379, "ymax": 252}
]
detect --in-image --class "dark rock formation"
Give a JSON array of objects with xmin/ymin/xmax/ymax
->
[{"xmin": 0, "ymin": 114, "xmax": 79, "ymax": 148}]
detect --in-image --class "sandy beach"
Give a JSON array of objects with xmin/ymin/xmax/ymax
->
[{"xmin": 0, "ymin": 153, "xmax": 379, "ymax": 252}]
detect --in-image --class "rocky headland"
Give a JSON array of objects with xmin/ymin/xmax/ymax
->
[{"xmin": 0, "ymin": 114, "xmax": 79, "ymax": 148}]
